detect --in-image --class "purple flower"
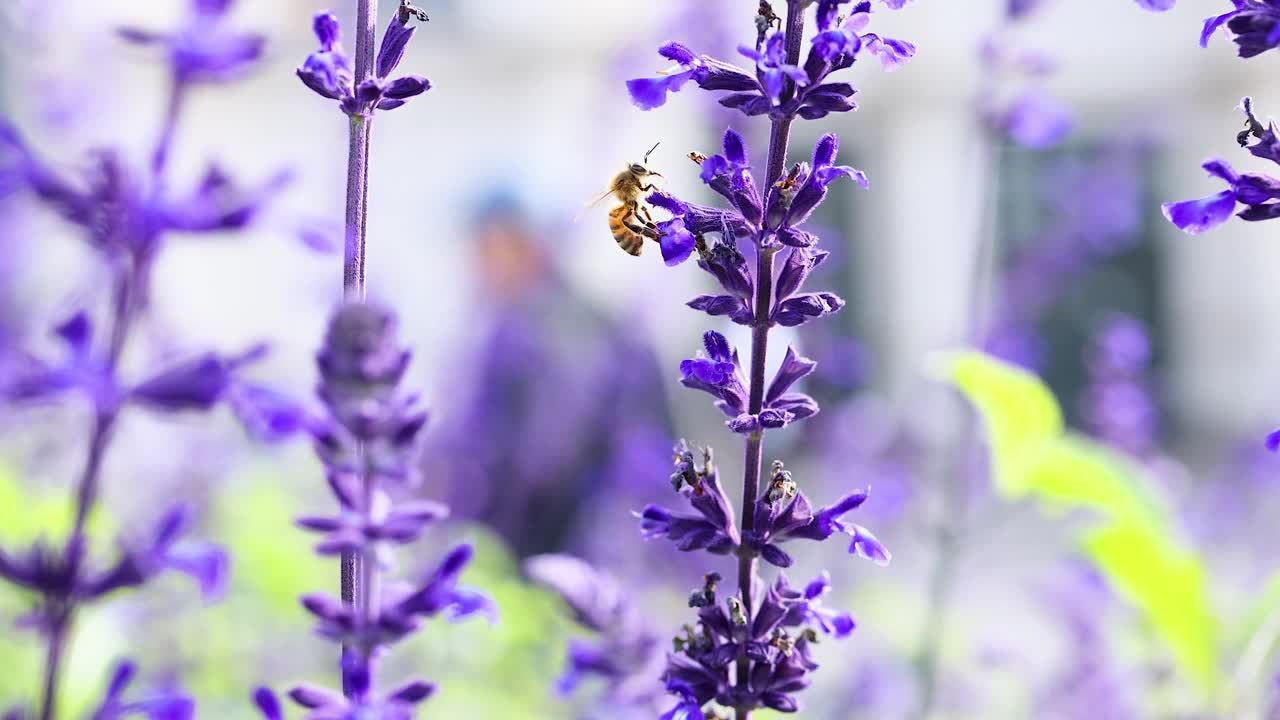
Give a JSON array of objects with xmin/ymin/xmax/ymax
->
[
  {"xmin": 659, "ymin": 217, "xmax": 698, "ymax": 266},
  {"xmin": 659, "ymin": 570, "xmax": 857, "ymax": 714},
  {"xmin": 526, "ymin": 555, "xmax": 665, "ymax": 707},
  {"xmin": 119, "ymin": 0, "xmax": 265, "ymax": 84},
  {"xmin": 297, "ymin": 5, "xmax": 431, "ymax": 116},
  {"xmin": 302, "ymin": 544, "xmax": 492, "ymax": 649},
  {"xmin": 629, "ymin": 1, "xmax": 912, "ymax": 120},
  {"xmin": 309, "ymin": 302, "xmax": 431, "ymax": 483},
  {"xmin": 253, "ymin": 670, "xmax": 436, "ymax": 720},
  {"xmin": 680, "ymin": 333, "xmax": 823, "ymax": 433},
  {"xmin": 742, "ymin": 460, "xmax": 889, "ymax": 567},
  {"xmin": 626, "ymin": 43, "xmax": 759, "ymax": 111},
  {"xmin": 637, "ymin": 441, "xmax": 740, "ymax": 554},
  {"xmin": 771, "ymin": 134, "xmax": 869, "ymax": 231},
  {"xmin": 1000, "ymin": 91, "xmax": 1073, "ymax": 149},
  {"xmin": 259, "ymin": 303, "xmax": 490, "ymax": 713},
  {"xmin": 616, "ymin": 2, "xmax": 896, "ymax": 715},
  {"xmin": 740, "ymin": 32, "xmax": 810, "ymax": 105},
  {"xmin": 660, "ymin": 678, "xmax": 708, "ymax": 720},
  {"xmin": 89, "ymin": 660, "xmax": 195, "ymax": 720},
  {"xmin": 1201, "ymin": 1, "xmax": 1280, "ymax": 58},
  {"xmin": 0, "ymin": 504, "xmax": 228, "ymax": 633},
  {"xmin": 680, "ymin": 331, "xmax": 750, "ymax": 420},
  {"xmin": 1163, "ymin": 158, "xmax": 1278, "ymax": 234},
  {"xmin": 0, "ymin": 124, "xmax": 288, "ymax": 266}
]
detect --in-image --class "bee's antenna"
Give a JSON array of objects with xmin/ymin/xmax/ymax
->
[{"xmin": 644, "ymin": 142, "xmax": 661, "ymax": 164}]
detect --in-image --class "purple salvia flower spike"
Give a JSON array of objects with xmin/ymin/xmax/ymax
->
[
  {"xmin": 0, "ymin": 1, "xmax": 299, "ymax": 714},
  {"xmin": 609, "ymin": 2, "xmax": 903, "ymax": 716},
  {"xmin": 260, "ymin": 304, "xmax": 490, "ymax": 712}
]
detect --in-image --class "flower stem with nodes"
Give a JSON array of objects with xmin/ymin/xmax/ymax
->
[
  {"xmin": 341, "ymin": 0, "xmax": 379, "ymax": 697},
  {"xmin": 40, "ymin": 268, "xmax": 137, "ymax": 720},
  {"xmin": 733, "ymin": 3, "xmax": 805, "ymax": 718}
]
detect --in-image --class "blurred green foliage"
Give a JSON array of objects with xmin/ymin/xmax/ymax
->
[
  {"xmin": 0, "ymin": 462, "xmax": 125, "ymax": 716},
  {"xmin": 182, "ymin": 473, "xmax": 572, "ymax": 717},
  {"xmin": 0, "ymin": 463, "xmax": 575, "ymax": 717}
]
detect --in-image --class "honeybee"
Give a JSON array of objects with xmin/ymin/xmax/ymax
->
[{"xmin": 588, "ymin": 142, "xmax": 665, "ymax": 257}]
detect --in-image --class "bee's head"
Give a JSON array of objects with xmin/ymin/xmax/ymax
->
[{"xmin": 629, "ymin": 142, "xmax": 664, "ymax": 179}]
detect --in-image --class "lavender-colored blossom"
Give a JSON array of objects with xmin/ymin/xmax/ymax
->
[
  {"xmin": 985, "ymin": 141, "xmax": 1148, "ymax": 372},
  {"xmin": 1165, "ymin": 98, "xmax": 1280, "ymax": 234},
  {"xmin": 638, "ymin": 441, "xmax": 741, "ymax": 555},
  {"xmin": 255, "ymin": 304, "xmax": 490, "ymax": 716},
  {"xmin": 85, "ymin": 660, "xmax": 195, "ymax": 720},
  {"xmin": 0, "ymin": 125, "xmax": 289, "ymax": 289},
  {"xmin": 119, "ymin": 0, "xmax": 264, "ymax": 85},
  {"xmin": 1079, "ymin": 315, "xmax": 1160, "ymax": 459},
  {"xmin": 680, "ymin": 333, "xmax": 822, "ymax": 433},
  {"xmin": 0, "ymin": 6, "xmax": 295, "ymax": 714},
  {"xmin": 978, "ymin": 7, "xmax": 1074, "ymax": 150},
  {"xmin": 661, "ymin": 570, "xmax": 858, "ymax": 713},
  {"xmin": 627, "ymin": 1, "xmax": 912, "ymax": 119},
  {"xmin": 297, "ymin": 3, "xmax": 432, "ymax": 117},
  {"xmin": 0, "ymin": 504, "xmax": 226, "ymax": 630},
  {"xmin": 1199, "ymin": 1, "xmax": 1280, "ymax": 58},
  {"xmin": 526, "ymin": 555, "xmax": 666, "ymax": 710}
]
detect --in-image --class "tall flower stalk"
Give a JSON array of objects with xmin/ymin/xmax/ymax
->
[
  {"xmin": 252, "ymin": 303, "xmax": 491, "ymax": 717},
  {"xmin": 294, "ymin": 0, "xmax": 431, "ymax": 645},
  {"xmin": 0, "ymin": 1, "xmax": 300, "ymax": 716},
  {"xmin": 624, "ymin": 1, "xmax": 912, "ymax": 716},
  {"xmin": 256, "ymin": 3, "xmax": 488, "ymax": 713}
]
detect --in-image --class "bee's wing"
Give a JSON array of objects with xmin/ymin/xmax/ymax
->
[{"xmin": 574, "ymin": 187, "xmax": 618, "ymax": 223}]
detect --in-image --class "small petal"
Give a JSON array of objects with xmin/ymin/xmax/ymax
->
[
  {"xmin": 382, "ymin": 75, "xmax": 431, "ymax": 100},
  {"xmin": 1161, "ymin": 190, "xmax": 1237, "ymax": 235},
  {"xmin": 376, "ymin": 17, "xmax": 416, "ymax": 79},
  {"xmin": 849, "ymin": 524, "xmax": 891, "ymax": 566},
  {"xmin": 252, "ymin": 688, "xmax": 283, "ymax": 720}
]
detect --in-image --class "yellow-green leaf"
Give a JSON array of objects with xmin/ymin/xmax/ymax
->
[
  {"xmin": 1084, "ymin": 524, "xmax": 1217, "ymax": 693},
  {"xmin": 940, "ymin": 351, "xmax": 1218, "ymax": 696},
  {"xmin": 935, "ymin": 350, "xmax": 1063, "ymax": 495}
]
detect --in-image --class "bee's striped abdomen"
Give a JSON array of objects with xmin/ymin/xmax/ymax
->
[{"xmin": 608, "ymin": 204, "xmax": 645, "ymax": 256}]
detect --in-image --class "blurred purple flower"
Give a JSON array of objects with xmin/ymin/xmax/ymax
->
[
  {"xmin": 0, "ymin": 124, "xmax": 289, "ymax": 272},
  {"xmin": 0, "ymin": 504, "xmax": 227, "ymax": 634},
  {"xmin": 1080, "ymin": 315, "xmax": 1160, "ymax": 459},
  {"xmin": 1001, "ymin": 92, "xmax": 1073, "ymax": 149},
  {"xmin": 87, "ymin": 660, "xmax": 195, "ymax": 720},
  {"xmin": 526, "ymin": 555, "xmax": 666, "ymax": 709},
  {"xmin": 119, "ymin": 0, "xmax": 264, "ymax": 85},
  {"xmin": 260, "ymin": 304, "xmax": 490, "ymax": 714}
]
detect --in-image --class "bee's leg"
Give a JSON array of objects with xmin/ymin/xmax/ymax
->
[{"xmin": 635, "ymin": 205, "xmax": 662, "ymax": 240}]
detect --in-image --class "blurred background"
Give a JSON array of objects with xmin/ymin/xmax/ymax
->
[{"xmin": 1, "ymin": 0, "xmax": 1279, "ymax": 717}]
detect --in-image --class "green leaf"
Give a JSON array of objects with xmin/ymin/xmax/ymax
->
[
  {"xmin": 939, "ymin": 351, "xmax": 1219, "ymax": 696},
  {"xmin": 1083, "ymin": 523, "xmax": 1217, "ymax": 693},
  {"xmin": 937, "ymin": 350, "xmax": 1063, "ymax": 495}
]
